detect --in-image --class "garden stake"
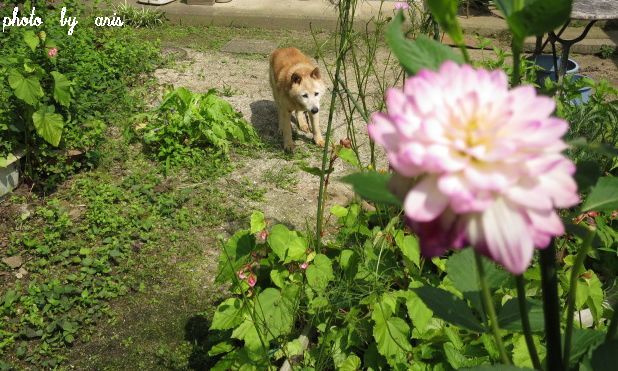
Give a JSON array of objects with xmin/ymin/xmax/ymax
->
[
  {"xmin": 475, "ymin": 251, "xmax": 510, "ymax": 365},
  {"xmin": 540, "ymin": 241, "xmax": 564, "ymax": 371},
  {"xmin": 516, "ymin": 275, "xmax": 542, "ymax": 370},
  {"xmin": 563, "ymin": 227, "xmax": 596, "ymax": 366}
]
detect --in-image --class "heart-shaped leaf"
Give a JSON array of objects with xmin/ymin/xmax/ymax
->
[
  {"xmin": 8, "ymin": 69, "xmax": 44, "ymax": 106},
  {"xmin": 32, "ymin": 105, "xmax": 64, "ymax": 146}
]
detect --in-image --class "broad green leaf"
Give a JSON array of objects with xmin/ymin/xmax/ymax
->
[
  {"xmin": 338, "ymin": 147, "xmax": 360, "ymax": 167},
  {"xmin": 32, "ymin": 105, "xmax": 64, "ymax": 146},
  {"xmin": 331, "ymin": 205, "xmax": 348, "ymax": 218},
  {"xmin": 582, "ymin": 176, "xmax": 618, "ymax": 212},
  {"xmin": 250, "ymin": 211, "xmax": 266, "ymax": 233},
  {"xmin": 427, "ymin": 0, "xmax": 464, "ymax": 45},
  {"xmin": 394, "ymin": 232, "xmax": 420, "ymax": 269},
  {"xmin": 339, "ymin": 249, "xmax": 359, "ymax": 279},
  {"xmin": 584, "ymin": 272, "xmax": 604, "ymax": 322},
  {"xmin": 267, "ymin": 224, "xmax": 306, "ymax": 263},
  {"xmin": 498, "ymin": 298, "xmax": 545, "ymax": 332},
  {"xmin": 231, "ymin": 320, "xmax": 264, "ymax": 355},
  {"xmin": 8, "ymin": 69, "xmax": 44, "ymax": 106},
  {"xmin": 210, "ymin": 298, "xmax": 244, "ymax": 330},
  {"xmin": 591, "ymin": 340, "xmax": 618, "ymax": 369},
  {"xmin": 569, "ymin": 328, "xmax": 605, "ymax": 366},
  {"xmin": 512, "ymin": 334, "xmax": 546, "ymax": 368},
  {"xmin": 23, "ymin": 30, "xmax": 39, "ymax": 51},
  {"xmin": 372, "ymin": 308, "xmax": 412, "ymax": 365},
  {"xmin": 447, "ymin": 249, "xmax": 509, "ymax": 315},
  {"xmin": 386, "ymin": 12, "xmax": 464, "ymax": 75},
  {"xmin": 306, "ymin": 254, "xmax": 334, "ymax": 290},
  {"xmin": 413, "ymin": 286, "xmax": 484, "ymax": 332},
  {"xmin": 341, "ymin": 171, "xmax": 401, "ymax": 206},
  {"xmin": 463, "ymin": 365, "xmax": 533, "ymax": 370},
  {"xmin": 51, "ymin": 71, "xmax": 71, "ymax": 107},
  {"xmin": 208, "ymin": 341, "xmax": 235, "ymax": 356},
  {"xmin": 216, "ymin": 230, "xmax": 255, "ymax": 284},
  {"xmin": 338, "ymin": 354, "xmax": 361, "ymax": 371},
  {"xmin": 255, "ymin": 286, "xmax": 298, "ymax": 338},
  {"xmin": 269, "ymin": 268, "xmax": 289, "ymax": 289},
  {"xmin": 444, "ymin": 342, "xmax": 488, "ymax": 368}
]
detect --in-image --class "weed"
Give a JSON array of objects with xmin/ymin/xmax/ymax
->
[{"xmin": 261, "ymin": 163, "xmax": 299, "ymax": 191}]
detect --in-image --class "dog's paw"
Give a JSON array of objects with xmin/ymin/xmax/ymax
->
[
  {"xmin": 299, "ymin": 123, "xmax": 311, "ymax": 133},
  {"xmin": 284, "ymin": 141, "xmax": 296, "ymax": 153},
  {"xmin": 314, "ymin": 137, "xmax": 325, "ymax": 147}
]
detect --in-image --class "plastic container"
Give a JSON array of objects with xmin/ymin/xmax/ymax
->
[{"xmin": 528, "ymin": 54, "xmax": 579, "ymax": 85}]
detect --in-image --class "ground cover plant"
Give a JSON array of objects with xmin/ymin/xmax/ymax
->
[{"xmin": 204, "ymin": 0, "xmax": 618, "ymax": 369}]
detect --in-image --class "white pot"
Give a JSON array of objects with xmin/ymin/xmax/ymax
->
[{"xmin": 0, "ymin": 149, "xmax": 24, "ymax": 197}]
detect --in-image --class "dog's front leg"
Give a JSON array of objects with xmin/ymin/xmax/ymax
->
[
  {"xmin": 309, "ymin": 111, "xmax": 324, "ymax": 147},
  {"xmin": 279, "ymin": 107, "xmax": 295, "ymax": 152}
]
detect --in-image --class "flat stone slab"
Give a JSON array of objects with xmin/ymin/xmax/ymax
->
[
  {"xmin": 221, "ymin": 39, "xmax": 278, "ymax": 55},
  {"xmin": 573, "ymin": 0, "xmax": 618, "ymax": 20}
]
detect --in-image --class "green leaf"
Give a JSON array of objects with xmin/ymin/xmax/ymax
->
[
  {"xmin": 394, "ymin": 232, "xmax": 420, "ymax": 269},
  {"xmin": 413, "ymin": 286, "xmax": 484, "ymax": 332},
  {"xmin": 210, "ymin": 298, "xmax": 244, "ymax": 330},
  {"xmin": 341, "ymin": 171, "xmax": 401, "ymax": 206},
  {"xmin": 338, "ymin": 354, "xmax": 361, "ymax": 371},
  {"xmin": 267, "ymin": 224, "xmax": 306, "ymax": 263},
  {"xmin": 372, "ymin": 308, "xmax": 412, "ymax": 365},
  {"xmin": 269, "ymin": 268, "xmax": 289, "ymax": 289},
  {"xmin": 300, "ymin": 165, "xmax": 331, "ymax": 177},
  {"xmin": 463, "ymin": 365, "xmax": 533, "ymax": 370},
  {"xmin": 51, "ymin": 71, "xmax": 71, "ymax": 107},
  {"xmin": 32, "ymin": 105, "xmax": 64, "ymax": 146},
  {"xmin": 493, "ymin": 0, "xmax": 572, "ymax": 44},
  {"xmin": 208, "ymin": 341, "xmax": 235, "ymax": 356},
  {"xmin": 330, "ymin": 205, "xmax": 348, "ymax": 218},
  {"xmin": 444, "ymin": 342, "xmax": 488, "ymax": 368},
  {"xmin": 306, "ymin": 254, "xmax": 334, "ymax": 290},
  {"xmin": 8, "ymin": 69, "xmax": 44, "ymax": 106},
  {"xmin": 512, "ymin": 334, "xmax": 546, "ymax": 368},
  {"xmin": 591, "ymin": 340, "xmax": 618, "ymax": 369},
  {"xmin": 250, "ymin": 211, "xmax": 266, "ymax": 233},
  {"xmin": 498, "ymin": 298, "xmax": 545, "ymax": 332},
  {"xmin": 23, "ymin": 30, "xmax": 39, "ymax": 51},
  {"xmin": 403, "ymin": 290, "xmax": 433, "ymax": 333},
  {"xmin": 582, "ymin": 176, "xmax": 618, "ymax": 212},
  {"xmin": 339, "ymin": 249, "xmax": 359, "ymax": 279},
  {"xmin": 569, "ymin": 328, "xmax": 605, "ymax": 365},
  {"xmin": 427, "ymin": 0, "xmax": 464, "ymax": 45},
  {"xmin": 0, "ymin": 153, "xmax": 18, "ymax": 168},
  {"xmin": 255, "ymin": 286, "xmax": 298, "ymax": 338},
  {"xmin": 386, "ymin": 12, "xmax": 464, "ymax": 75},
  {"xmin": 338, "ymin": 147, "xmax": 360, "ymax": 167},
  {"xmin": 447, "ymin": 249, "xmax": 509, "ymax": 314}
]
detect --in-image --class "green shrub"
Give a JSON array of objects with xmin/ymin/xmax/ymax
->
[{"xmin": 140, "ymin": 87, "xmax": 259, "ymax": 166}]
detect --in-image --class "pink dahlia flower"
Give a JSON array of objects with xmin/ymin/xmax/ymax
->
[
  {"xmin": 368, "ymin": 61, "xmax": 579, "ymax": 274},
  {"xmin": 394, "ymin": 1, "xmax": 410, "ymax": 10}
]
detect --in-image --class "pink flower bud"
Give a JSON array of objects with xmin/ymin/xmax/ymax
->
[
  {"xmin": 256, "ymin": 229, "xmax": 268, "ymax": 244},
  {"xmin": 48, "ymin": 48, "xmax": 58, "ymax": 58},
  {"xmin": 237, "ymin": 270, "xmax": 247, "ymax": 280},
  {"xmin": 394, "ymin": 1, "xmax": 410, "ymax": 10},
  {"xmin": 247, "ymin": 273, "xmax": 257, "ymax": 287},
  {"xmin": 300, "ymin": 262, "xmax": 308, "ymax": 270}
]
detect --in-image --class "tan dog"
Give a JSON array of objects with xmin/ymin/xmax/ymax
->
[{"xmin": 269, "ymin": 47, "xmax": 325, "ymax": 152}]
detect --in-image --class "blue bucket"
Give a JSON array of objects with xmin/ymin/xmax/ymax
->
[
  {"xmin": 528, "ymin": 54, "xmax": 579, "ymax": 86},
  {"xmin": 569, "ymin": 74, "xmax": 593, "ymax": 106}
]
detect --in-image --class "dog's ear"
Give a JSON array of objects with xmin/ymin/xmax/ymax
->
[
  {"xmin": 291, "ymin": 72, "xmax": 302, "ymax": 85},
  {"xmin": 311, "ymin": 67, "xmax": 321, "ymax": 79}
]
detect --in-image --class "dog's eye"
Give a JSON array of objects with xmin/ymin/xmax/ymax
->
[
  {"xmin": 314, "ymin": 92, "xmax": 319, "ymax": 96},
  {"xmin": 302, "ymin": 94, "xmax": 309, "ymax": 98}
]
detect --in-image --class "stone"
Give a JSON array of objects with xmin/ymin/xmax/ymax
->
[
  {"xmin": 221, "ymin": 39, "xmax": 278, "ymax": 55},
  {"xmin": 186, "ymin": 0, "xmax": 215, "ymax": 5},
  {"xmin": 15, "ymin": 267, "xmax": 28, "ymax": 279},
  {"xmin": 2, "ymin": 255, "xmax": 23, "ymax": 269}
]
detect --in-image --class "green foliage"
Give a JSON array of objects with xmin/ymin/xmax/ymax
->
[
  {"xmin": 114, "ymin": 1, "xmax": 166, "ymax": 28},
  {"xmin": 140, "ymin": 87, "xmax": 258, "ymax": 166},
  {"xmin": 0, "ymin": 2, "xmax": 160, "ymax": 189},
  {"xmin": 385, "ymin": 11, "xmax": 464, "ymax": 75},
  {"xmin": 583, "ymin": 177, "xmax": 618, "ymax": 212}
]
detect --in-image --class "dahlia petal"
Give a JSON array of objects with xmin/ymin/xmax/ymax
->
[
  {"xmin": 526, "ymin": 209, "xmax": 565, "ymax": 247},
  {"xmin": 506, "ymin": 184, "xmax": 553, "ymax": 210},
  {"xmin": 404, "ymin": 176, "xmax": 448, "ymax": 222},
  {"xmin": 479, "ymin": 198, "xmax": 534, "ymax": 274},
  {"xmin": 368, "ymin": 113, "xmax": 398, "ymax": 150}
]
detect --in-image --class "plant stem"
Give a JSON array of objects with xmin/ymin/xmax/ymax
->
[
  {"xmin": 607, "ymin": 303, "xmax": 618, "ymax": 342},
  {"xmin": 563, "ymin": 227, "xmax": 596, "ymax": 366},
  {"xmin": 315, "ymin": 0, "xmax": 353, "ymax": 250},
  {"xmin": 540, "ymin": 240, "xmax": 564, "ymax": 371},
  {"xmin": 474, "ymin": 251, "xmax": 510, "ymax": 364},
  {"xmin": 511, "ymin": 43, "xmax": 522, "ymax": 87},
  {"xmin": 516, "ymin": 275, "xmax": 542, "ymax": 370}
]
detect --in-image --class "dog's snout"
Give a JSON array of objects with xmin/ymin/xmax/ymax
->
[{"xmin": 311, "ymin": 107, "xmax": 319, "ymax": 114}]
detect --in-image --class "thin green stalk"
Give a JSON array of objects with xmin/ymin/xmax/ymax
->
[
  {"xmin": 511, "ymin": 44, "xmax": 522, "ymax": 87},
  {"xmin": 540, "ymin": 240, "xmax": 564, "ymax": 371},
  {"xmin": 607, "ymin": 304, "xmax": 618, "ymax": 342},
  {"xmin": 563, "ymin": 227, "xmax": 596, "ymax": 365},
  {"xmin": 516, "ymin": 275, "xmax": 542, "ymax": 370},
  {"xmin": 475, "ymin": 251, "xmax": 510, "ymax": 364},
  {"xmin": 315, "ymin": 0, "xmax": 354, "ymax": 249}
]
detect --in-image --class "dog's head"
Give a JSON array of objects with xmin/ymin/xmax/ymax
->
[{"xmin": 289, "ymin": 67, "xmax": 325, "ymax": 114}]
